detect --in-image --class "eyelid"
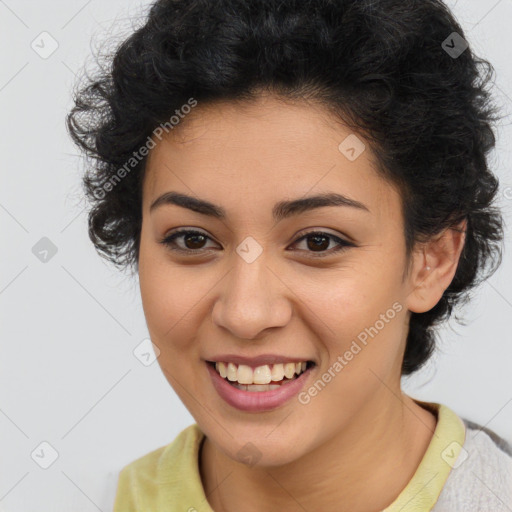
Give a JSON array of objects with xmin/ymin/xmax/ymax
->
[{"xmin": 293, "ymin": 227, "xmax": 351, "ymax": 243}]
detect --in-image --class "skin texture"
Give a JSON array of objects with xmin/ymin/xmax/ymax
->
[{"xmin": 138, "ymin": 92, "xmax": 466, "ymax": 511}]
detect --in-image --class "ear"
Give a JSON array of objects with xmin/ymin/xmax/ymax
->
[{"xmin": 405, "ymin": 219, "xmax": 467, "ymax": 313}]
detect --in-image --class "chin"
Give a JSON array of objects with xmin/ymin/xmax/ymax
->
[{"xmin": 211, "ymin": 424, "xmax": 312, "ymax": 469}]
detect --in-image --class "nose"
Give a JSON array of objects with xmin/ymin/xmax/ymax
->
[{"xmin": 211, "ymin": 255, "xmax": 292, "ymax": 340}]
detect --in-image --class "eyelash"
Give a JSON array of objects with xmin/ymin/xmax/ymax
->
[{"xmin": 159, "ymin": 229, "xmax": 354, "ymax": 258}]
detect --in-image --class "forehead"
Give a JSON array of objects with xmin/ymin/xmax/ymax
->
[{"xmin": 142, "ymin": 94, "xmax": 400, "ymax": 222}]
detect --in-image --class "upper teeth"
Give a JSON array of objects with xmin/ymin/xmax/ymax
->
[{"xmin": 214, "ymin": 362, "xmax": 308, "ymax": 384}]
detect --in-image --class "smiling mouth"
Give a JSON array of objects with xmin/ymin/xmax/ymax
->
[{"xmin": 206, "ymin": 360, "xmax": 316, "ymax": 392}]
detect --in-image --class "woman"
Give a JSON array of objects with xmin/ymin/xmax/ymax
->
[{"xmin": 67, "ymin": 0, "xmax": 512, "ymax": 510}]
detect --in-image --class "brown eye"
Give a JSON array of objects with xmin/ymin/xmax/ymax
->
[
  {"xmin": 159, "ymin": 228, "xmax": 354, "ymax": 258},
  {"xmin": 181, "ymin": 232, "xmax": 207, "ymax": 250},
  {"xmin": 160, "ymin": 229, "xmax": 218, "ymax": 254},
  {"xmin": 306, "ymin": 234, "xmax": 330, "ymax": 251},
  {"xmin": 289, "ymin": 231, "xmax": 354, "ymax": 258}
]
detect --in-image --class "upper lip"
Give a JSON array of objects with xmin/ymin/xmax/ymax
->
[{"xmin": 205, "ymin": 354, "xmax": 314, "ymax": 367}]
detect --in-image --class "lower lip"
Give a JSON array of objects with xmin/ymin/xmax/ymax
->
[{"xmin": 206, "ymin": 362, "xmax": 313, "ymax": 412}]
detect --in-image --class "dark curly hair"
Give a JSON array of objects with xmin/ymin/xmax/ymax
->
[{"xmin": 66, "ymin": 0, "xmax": 504, "ymax": 376}]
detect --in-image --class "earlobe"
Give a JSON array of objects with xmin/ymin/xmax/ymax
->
[{"xmin": 406, "ymin": 219, "xmax": 467, "ymax": 313}]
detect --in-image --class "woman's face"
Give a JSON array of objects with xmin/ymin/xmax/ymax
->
[{"xmin": 138, "ymin": 93, "xmax": 422, "ymax": 466}]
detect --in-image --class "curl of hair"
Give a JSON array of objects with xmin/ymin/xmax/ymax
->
[{"xmin": 67, "ymin": 0, "xmax": 504, "ymax": 375}]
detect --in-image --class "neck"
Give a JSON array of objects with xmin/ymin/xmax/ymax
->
[{"xmin": 200, "ymin": 392, "xmax": 437, "ymax": 512}]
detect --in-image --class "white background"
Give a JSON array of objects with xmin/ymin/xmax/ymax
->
[{"xmin": 1, "ymin": 0, "xmax": 511, "ymax": 510}]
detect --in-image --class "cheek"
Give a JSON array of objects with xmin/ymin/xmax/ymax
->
[
  {"xmin": 138, "ymin": 241, "xmax": 200, "ymax": 356},
  {"xmin": 140, "ymin": 273, "xmax": 200, "ymax": 351},
  {"xmin": 291, "ymin": 261, "xmax": 406, "ymax": 375},
  {"xmin": 298, "ymin": 263, "xmax": 403, "ymax": 333},
  {"xmin": 297, "ymin": 274, "xmax": 406, "ymax": 424}
]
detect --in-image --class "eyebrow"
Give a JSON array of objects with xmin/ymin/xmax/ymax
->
[{"xmin": 149, "ymin": 191, "xmax": 370, "ymax": 221}]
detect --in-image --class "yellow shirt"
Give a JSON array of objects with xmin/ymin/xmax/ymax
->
[{"xmin": 113, "ymin": 400, "xmax": 466, "ymax": 511}]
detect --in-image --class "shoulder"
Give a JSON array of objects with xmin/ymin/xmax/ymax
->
[
  {"xmin": 433, "ymin": 417, "xmax": 512, "ymax": 511},
  {"xmin": 113, "ymin": 424, "xmax": 205, "ymax": 511},
  {"xmin": 463, "ymin": 418, "xmax": 512, "ymax": 458}
]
